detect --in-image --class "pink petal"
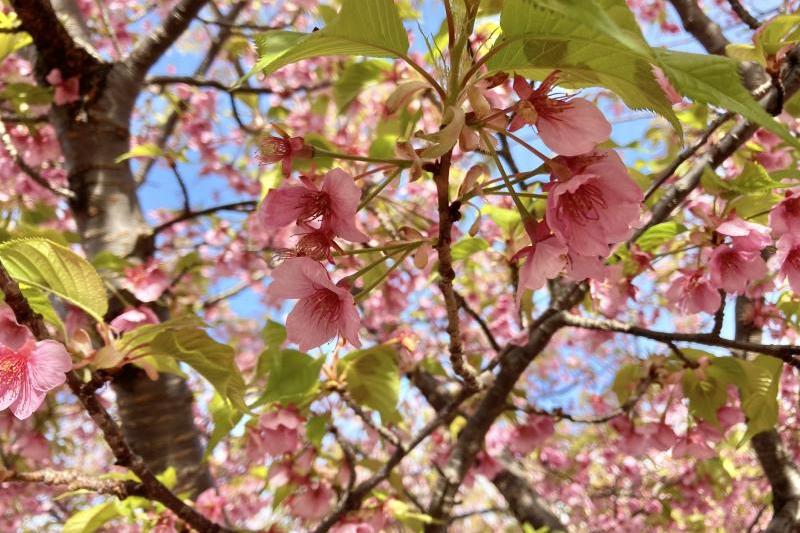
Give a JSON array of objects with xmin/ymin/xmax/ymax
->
[
  {"xmin": 322, "ymin": 169, "xmax": 368, "ymax": 242},
  {"xmin": 268, "ymin": 257, "xmax": 338, "ymax": 300},
  {"xmin": 28, "ymin": 340, "xmax": 72, "ymax": 392},
  {"xmin": 286, "ymin": 295, "xmax": 340, "ymax": 351},
  {"xmin": 537, "ymin": 98, "xmax": 611, "ymax": 156},
  {"xmin": 0, "ymin": 305, "xmax": 33, "ymax": 351},
  {"xmin": 259, "ymin": 186, "xmax": 310, "ymax": 228},
  {"xmin": 9, "ymin": 378, "xmax": 46, "ymax": 420}
]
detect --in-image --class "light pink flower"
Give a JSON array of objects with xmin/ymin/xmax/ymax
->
[
  {"xmin": 259, "ymin": 169, "xmax": 367, "ymax": 242},
  {"xmin": 592, "ymin": 264, "xmax": 636, "ymax": 318},
  {"xmin": 0, "ymin": 306, "xmax": 72, "ymax": 420},
  {"xmin": 774, "ymin": 234, "xmax": 800, "ymax": 293},
  {"xmin": 268, "ymin": 257, "xmax": 361, "ymax": 351},
  {"xmin": 755, "ymin": 149, "xmax": 792, "ymax": 171},
  {"xmin": 46, "ymin": 69, "xmax": 80, "ymax": 106},
  {"xmin": 247, "ymin": 407, "xmax": 304, "ymax": 457},
  {"xmin": 717, "ymin": 406, "xmax": 745, "ymax": 430},
  {"xmin": 709, "ymin": 245, "xmax": 767, "ymax": 294},
  {"xmin": 110, "ymin": 306, "xmax": 160, "ymax": 333},
  {"xmin": 770, "ymin": 191, "xmax": 800, "ymax": 236},
  {"xmin": 716, "ymin": 217, "xmax": 771, "ymax": 252},
  {"xmin": 257, "ymin": 135, "xmax": 312, "ymax": 176},
  {"xmin": 546, "ymin": 150, "xmax": 643, "ymax": 257},
  {"xmin": 509, "ymin": 415, "xmax": 555, "ymax": 455},
  {"xmin": 512, "ymin": 220, "xmax": 567, "ymax": 304},
  {"xmin": 287, "ymin": 481, "xmax": 333, "ymax": 521},
  {"xmin": 120, "ymin": 260, "xmax": 171, "ymax": 303},
  {"xmin": 509, "ymin": 72, "xmax": 611, "ymax": 156},
  {"xmin": 666, "ymin": 269, "xmax": 721, "ymax": 315},
  {"xmin": 673, "ymin": 430, "xmax": 716, "ymax": 460}
]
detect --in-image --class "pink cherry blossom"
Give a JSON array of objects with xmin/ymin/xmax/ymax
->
[
  {"xmin": 592, "ymin": 264, "xmax": 636, "ymax": 318},
  {"xmin": 546, "ymin": 149, "xmax": 643, "ymax": 257},
  {"xmin": 110, "ymin": 306, "xmax": 160, "ymax": 333},
  {"xmin": 247, "ymin": 406, "xmax": 304, "ymax": 457},
  {"xmin": 509, "ymin": 72, "xmax": 611, "ymax": 156},
  {"xmin": 257, "ymin": 135, "xmax": 312, "ymax": 176},
  {"xmin": 709, "ymin": 245, "xmax": 767, "ymax": 294},
  {"xmin": 769, "ymin": 191, "xmax": 800, "ymax": 236},
  {"xmin": 0, "ymin": 305, "xmax": 72, "ymax": 420},
  {"xmin": 120, "ymin": 260, "xmax": 171, "ymax": 302},
  {"xmin": 287, "ymin": 481, "xmax": 333, "ymax": 521},
  {"xmin": 717, "ymin": 406, "xmax": 745, "ymax": 430},
  {"xmin": 666, "ymin": 269, "xmax": 721, "ymax": 315},
  {"xmin": 509, "ymin": 415, "xmax": 555, "ymax": 455},
  {"xmin": 268, "ymin": 257, "xmax": 361, "ymax": 351},
  {"xmin": 774, "ymin": 234, "xmax": 800, "ymax": 293},
  {"xmin": 45, "ymin": 69, "xmax": 80, "ymax": 106},
  {"xmin": 259, "ymin": 169, "xmax": 367, "ymax": 242},
  {"xmin": 716, "ymin": 217, "xmax": 770, "ymax": 252},
  {"xmin": 512, "ymin": 220, "xmax": 567, "ymax": 304}
]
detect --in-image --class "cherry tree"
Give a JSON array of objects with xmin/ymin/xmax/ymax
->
[{"xmin": 1, "ymin": 0, "xmax": 800, "ymax": 531}]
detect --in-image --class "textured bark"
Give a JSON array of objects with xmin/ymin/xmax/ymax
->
[
  {"xmin": 736, "ymin": 297, "xmax": 800, "ymax": 532},
  {"xmin": 10, "ymin": 0, "xmax": 213, "ymax": 495}
]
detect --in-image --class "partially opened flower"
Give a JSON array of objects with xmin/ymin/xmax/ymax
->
[
  {"xmin": 716, "ymin": 216, "xmax": 770, "ymax": 252},
  {"xmin": 509, "ymin": 72, "xmax": 611, "ymax": 156},
  {"xmin": 268, "ymin": 257, "xmax": 361, "ymax": 351},
  {"xmin": 512, "ymin": 220, "xmax": 568, "ymax": 305},
  {"xmin": 247, "ymin": 406, "xmax": 304, "ymax": 457},
  {"xmin": 546, "ymin": 149, "xmax": 643, "ymax": 257},
  {"xmin": 0, "ymin": 306, "xmax": 72, "ymax": 420},
  {"xmin": 120, "ymin": 260, "xmax": 171, "ymax": 303},
  {"xmin": 257, "ymin": 135, "xmax": 312, "ymax": 176},
  {"xmin": 770, "ymin": 191, "xmax": 800, "ymax": 236},
  {"xmin": 287, "ymin": 481, "xmax": 333, "ymax": 521},
  {"xmin": 259, "ymin": 168, "xmax": 367, "ymax": 242}
]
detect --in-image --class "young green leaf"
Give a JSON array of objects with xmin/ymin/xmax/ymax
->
[{"xmin": 337, "ymin": 344, "xmax": 400, "ymax": 423}]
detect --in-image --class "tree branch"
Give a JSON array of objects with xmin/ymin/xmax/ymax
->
[
  {"xmin": 152, "ymin": 200, "xmax": 256, "ymax": 235},
  {"xmin": 667, "ymin": 0, "xmax": 730, "ymax": 55},
  {"xmin": 727, "ymin": 0, "xmax": 760, "ymax": 30},
  {"xmin": 3, "ymin": 468, "xmax": 147, "ymax": 499},
  {"xmin": 127, "ymin": 0, "xmax": 211, "ymax": 78}
]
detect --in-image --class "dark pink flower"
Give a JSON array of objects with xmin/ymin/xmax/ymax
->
[
  {"xmin": 666, "ymin": 269, "xmax": 721, "ymax": 315},
  {"xmin": 770, "ymin": 191, "xmax": 800, "ymax": 236},
  {"xmin": 0, "ymin": 306, "xmax": 72, "ymax": 419},
  {"xmin": 287, "ymin": 481, "xmax": 333, "ymax": 521},
  {"xmin": 259, "ymin": 169, "xmax": 367, "ymax": 242},
  {"xmin": 46, "ymin": 69, "xmax": 80, "ymax": 106},
  {"xmin": 509, "ymin": 72, "xmax": 611, "ymax": 156},
  {"xmin": 546, "ymin": 149, "xmax": 643, "ymax": 257},
  {"xmin": 716, "ymin": 217, "xmax": 770, "ymax": 252},
  {"xmin": 774, "ymin": 234, "xmax": 800, "ymax": 293},
  {"xmin": 709, "ymin": 245, "xmax": 767, "ymax": 294},
  {"xmin": 257, "ymin": 135, "xmax": 311, "ymax": 176},
  {"xmin": 247, "ymin": 407, "xmax": 304, "ymax": 457},
  {"xmin": 120, "ymin": 260, "xmax": 171, "ymax": 303},
  {"xmin": 512, "ymin": 220, "xmax": 567, "ymax": 304},
  {"xmin": 268, "ymin": 257, "xmax": 361, "ymax": 351},
  {"xmin": 509, "ymin": 415, "xmax": 555, "ymax": 455}
]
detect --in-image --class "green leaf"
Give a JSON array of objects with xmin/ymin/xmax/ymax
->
[
  {"xmin": 253, "ymin": 0, "xmax": 409, "ymax": 77},
  {"xmin": 611, "ymin": 363, "xmax": 643, "ymax": 404},
  {"xmin": 334, "ymin": 60, "xmax": 387, "ymax": 110},
  {"xmin": 114, "ymin": 142, "xmax": 165, "ymax": 163},
  {"xmin": 654, "ymin": 49, "xmax": 800, "ymax": 149},
  {"xmin": 636, "ymin": 221, "xmax": 687, "ymax": 252},
  {"xmin": 117, "ymin": 316, "xmax": 247, "ymax": 410},
  {"xmin": 306, "ymin": 414, "xmax": 329, "ymax": 450},
  {"xmin": 755, "ymin": 15, "xmax": 800, "ymax": 60},
  {"xmin": 486, "ymin": 0, "xmax": 680, "ymax": 134},
  {"xmin": 257, "ymin": 320, "xmax": 287, "ymax": 377},
  {"xmin": 63, "ymin": 500, "xmax": 121, "ymax": 533},
  {"xmin": 19, "ymin": 284, "xmax": 64, "ymax": 331},
  {"xmin": 682, "ymin": 369, "xmax": 727, "ymax": 424},
  {"xmin": 206, "ymin": 392, "xmax": 243, "ymax": 457},
  {"xmin": 0, "ymin": 238, "xmax": 107, "ymax": 322},
  {"xmin": 337, "ymin": 344, "xmax": 400, "ymax": 423},
  {"xmin": 740, "ymin": 356, "xmax": 782, "ymax": 440},
  {"xmin": 253, "ymin": 349, "xmax": 324, "ymax": 407},
  {"xmin": 451, "ymin": 237, "xmax": 489, "ymax": 261},
  {"xmin": 0, "ymin": 13, "xmax": 32, "ymax": 63},
  {"xmin": 481, "ymin": 204, "xmax": 521, "ymax": 233}
]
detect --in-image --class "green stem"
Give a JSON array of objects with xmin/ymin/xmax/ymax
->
[
  {"xmin": 335, "ymin": 240, "xmax": 430, "ymax": 257},
  {"xmin": 480, "ymin": 130, "xmax": 529, "ymax": 219},
  {"xmin": 314, "ymin": 148, "xmax": 410, "ymax": 166},
  {"xmin": 354, "ymin": 248, "xmax": 417, "ymax": 303},
  {"xmin": 358, "ymin": 168, "xmax": 402, "ymax": 211},
  {"xmin": 343, "ymin": 246, "xmax": 409, "ymax": 285}
]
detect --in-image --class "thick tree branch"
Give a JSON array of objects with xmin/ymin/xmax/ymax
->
[
  {"xmin": 727, "ymin": 0, "xmax": 760, "ymax": 30},
  {"xmin": 127, "ymin": 0, "xmax": 211, "ymax": 78},
  {"xmin": 667, "ymin": 0, "xmax": 729, "ymax": 55},
  {"xmin": 3, "ymin": 468, "xmax": 147, "ymax": 499}
]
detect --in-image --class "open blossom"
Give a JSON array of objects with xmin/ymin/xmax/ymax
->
[
  {"xmin": 110, "ymin": 306, "xmax": 159, "ymax": 333},
  {"xmin": 257, "ymin": 135, "xmax": 312, "ymax": 176},
  {"xmin": 716, "ymin": 217, "xmax": 771, "ymax": 252},
  {"xmin": 268, "ymin": 257, "xmax": 361, "ymax": 351},
  {"xmin": 46, "ymin": 69, "xmax": 80, "ymax": 106},
  {"xmin": 259, "ymin": 168, "xmax": 367, "ymax": 242},
  {"xmin": 120, "ymin": 260, "xmax": 171, "ymax": 302},
  {"xmin": 247, "ymin": 407, "xmax": 304, "ymax": 457},
  {"xmin": 512, "ymin": 220, "xmax": 567, "ymax": 304},
  {"xmin": 546, "ymin": 149, "xmax": 643, "ymax": 257},
  {"xmin": 0, "ymin": 306, "xmax": 72, "ymax": 420},
  {"xmin": 709, "ymin": 245, "xmax": 767, "ymax": 294},
  {"xmin": 666, "ymin": 269, "xmax": 721, "ymax": 315},
  {"xmin": 509, "ymin": 72, "xmax": 611, "ymax": 156},
  {"xmin": 770, "ymin": 191, "xmax": 800, "ymax": 236},
  {"xmin": 774, "ymin": 234, "xmax": 800, "ymax": 293},
  {"xmin": 509, "ymin": 415, "xmax": 555, "ymax": 455},
  {"xmin": 287, "ymin": 481, "xmax": 334, "ymax": 521}
]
